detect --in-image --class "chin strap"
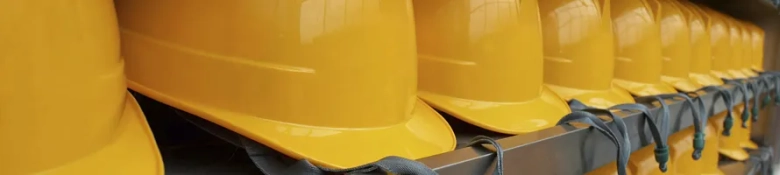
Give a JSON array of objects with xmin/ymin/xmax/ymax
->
[
  {"xmin": 637, "ymin": 92, "xmax": 706, "ymax": 161},
  {"xmin": 758, "ymin": 72, "xmax": 780, "ymax": 106},
  {"xmin": 564, "ymin": 100, "xmax": 631, "ymax": 175},
  {"xmin": 746, "ymin": 147, "xmax": 774, "ymax": 175},
  {"xmin": 724, "ymin": 79, "xmax": 753, "ymax": 129},
  {"xmin": 697, "ymin": 86, "xmax": 735, "ymax": 136},
  {"xmin": 609, "ymin": 102, "xmax": 670, "ymax": 172},
  {"xmin": 748, "ymin": 79, "xmax": 766, "ymax": 122},
  {"xmin": 241, "ymin": 137, "xmax": 445, "ymax": 175},
  {"xmin": 174, "ymin": 108, "xmax": 509, "ymax": 175}
]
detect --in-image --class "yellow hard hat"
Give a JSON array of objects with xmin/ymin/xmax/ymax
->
[
  {"xmin": 696, "ymin": 10, "xmax": 755, "ymax": 152},
  {"xmin": 540, "ymin": 0, "xmax": 636, "ymax": 109},
  {"xmin": 414, "ymin": 0, "xmax": 571, "ymax": 134},
  {"xmin": 701, "ymin": 8, "xmax": 741, "ymax": 79},
  {"xmin": 748, "ymin": 24, "xmax": 765, "ymax": 72},
  {"xmin": 629, "ymin": 144, "xmax": 675, "ymax": 175},
  {"xmin": 721, "ymin": 15, "xmax": 751, "ymax": 79},
  {"xmin": 650, "ymin": 0, "xmax": 703, "ymax": 92},
  {"xmin": 116, "ymin": 0, "xmax": 456, "ymax": 169},
  {"xmin": 711, "ymin": 108, "xmax": 751, "ymax": 161},
  {"xmin": 722, "ymin": 16, "xmax": 760, "ymax": 150},
  {"xmin": 678, "ymin": 2, "xmax": 724, "ymax": 86},
  {"xmin": 738, "ymin": 22, "xmax": 759, "ymax": 76},
  {"xmin": 611, "ymin": 0, "xmax": 678, "ymax": 96},
  {"xmin": 668, "ymin": 129, "xmax": 697, "ymax": 175},
  {"xmin": 700, "ymin": 121, "xmax": 726, "ymax": 175},
  {"xmin": 669, "ymin": 119, "xmax": 724, "ymax": 175},
  {"xmin": 0, "ymin": 1, "xmax": 163, "ymax": 174},
  {"xmin": 651, "ymin": 2, "xmax": 711, "ymax": 174}
]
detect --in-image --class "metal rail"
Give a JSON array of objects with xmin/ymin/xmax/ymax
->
[{"xmin": 419, "ymin": 82, "xmax": 774, "ymax": 174}]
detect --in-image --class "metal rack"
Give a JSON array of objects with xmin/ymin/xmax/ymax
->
[
  {"xmin": 419, "ymin": 83, "xmax": 773, "ymax": 174},
  {"xmin": 418, "ymin": 1, "xmax": 780, "ymax": 174},
  {"xmin": 140, "ymin": 0, "xmax": 780, "ymax": 174}
]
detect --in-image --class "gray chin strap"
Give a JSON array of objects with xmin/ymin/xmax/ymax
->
[
  {"xmin": 746, "ymin": 147, "xmax": 774, "ymax": 175},
  {"xmin": 173, "ymin": 108, "xmax": 505, "ymax": 175}
]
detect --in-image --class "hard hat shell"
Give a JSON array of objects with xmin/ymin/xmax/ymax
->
[
  {"xmin": 669, "ymin": 121, "xmax": 724, "ymax": 175},
  {"xmin": 723, "ymin": 16, "xmax": 752, "ymax": 78},
  {"xmin": 722, "ymin": 16, "xmax": 760, "ymax": 150},
  {"xmin": 629, "ymin": 143, "xmax": 675, "ymax": 175},
  {"xmin": 748, "ymin": 24, "xmax": 765, "ymax": 72},
  {"xmin": 0, "ymin": 0, "xmax": 162, "ymax": 174},
  {"xmin": 738, "ymin": 103, "xmax": 759, "ymax": 150},
  {"xmin": 540, "ymin": 0, "xmax": 635, "ymax": 109},
  {"xmin": 700, "ymin": 121, "xmax": 726, "ymax": 175},
  {"xmin": 116, "ymin": 0, "xmax": 456, "ymax": 168},
  {"xmin": 415, "ymin": 0, "xmax": 571, "ymax": 134},
  {"xmin": 711, "ymin": 108, "xmax": 750, "ymax": 161},
  {"xmin": 678, "ymin": 2, "xmax": 724, "ymax": 86},
  {"xmin": 651, "ymin": 0, "xmax": 703, "ymax": 92},
  {"xmin": 738, "ymin": 21, "xmax": 759, "ymax": 76},
  {"xmin": 701, "ymin": 8, "xmax": 743, "ymax": 79},
  {"xmin": 611, "ymin": 0, "xmax": 678, "ymax": 96}
]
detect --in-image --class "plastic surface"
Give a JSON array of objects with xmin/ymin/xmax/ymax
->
[
  {"xmin": 700, "ymin": 121, "xmax": 726, "ymax": 175},
  {"xmin": 670, "ymin": 121, "xmax": 724, "ymax": 175},
  {"xmin": 0, "ymin": 0, "xmax": 163, "ymax": 174},
  {"xmin": 611, "ymin": 0, "xmax": 678, "ymax": 96},
  {"xmin": 738, "ymin": 22, "xmax": 759, "ymax": 76},
  {"xmin": 414, "ymin": 0, "xmax": 571, "ymax": 134},
  {"xmin": 748, "ymin": 24, "xmax": 765, "ymax": 72},
  {"xmin": 652, "ymin": 0, "xmax": 703, "ymax": 92},
  {"xmin": 712, "ymin": 108, "xmax": 750, "ymax": 161},
  {"xmin": 701, "ymin": 8, "xmax": 741, "ymax": 79},
  {"xmin": 540, "ymin": 0, "xmax": 635, "ymax": 109},
  {"xmin": 629, "ymin": 143, "xmax": 674, "ymax": 175},
  {"xmin": 722, "ymin": 17, "xmax": 751, "ymax": 78},
  {"xmin": 116, "ymin": 0, "xmax": 456, "ymax": 168},
  {"xmin": 667, "ymin": 129, "xmax": 692, "ymax": 175},
  {"xmin": 678, "ymin": 2, "xmax": 724, "ymax": 86}
]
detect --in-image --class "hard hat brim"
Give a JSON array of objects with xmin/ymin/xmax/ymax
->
[
  {"xmin": 418, "ymin": 86, "xmax": 571, "ymax": 135},
  {"xmin": 662, "ymin": 76, "xmax": 704, "ymax": 92},
  {"xmin": 129, "ymin": 81, "xmax": 456, "ymax": 169},
  {"xmin": 727, "ymin": 70, "xmax": 750, "ymax": 79},
  {"xmin": 734, "ymin": 105, "xmax": 758, "ymax": 149},
  {"xmin": 741, "ymin": 69, "xmax": 759, "ymax": 77},
  {"xmin": 629, "ymin": 144, "xmax": 671, "ymax": 175},
  {"xmin": 546, "ymin": 84, "xmax": 636, "ymax": 109},
  {"xmin": 711, "ymin": 111, "xmax": 750, "ymax": 161},
  {"xmin": 38, "ymin": 92, "xmax": 163, "ymax": 174},
  {"xmin": 700, "ymin": 122, "xmax": 725, "ymax": 175},
  {"xmin": 689, "ymin": 73, "xmax": 725, "ymax": 86},
  {"xmin": 710, "ymin": 70, "xmax": 736, "ymax": 80},
  {"xmin": 613, "ymin": 79, "xmax": 679, "ymax": 97},
  {"xmin": 668, "ymin": 128, "xmax": 698, "ymax": 175},
  {"xmin": 717, "ymin": 146, "xmax": 750, "ymax": 161},
  {"xmin": 741, "ymin": 141, "xmax": 759, "ymax": 149}
]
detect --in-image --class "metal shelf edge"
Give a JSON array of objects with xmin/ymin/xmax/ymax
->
[{"xmin": 419, "ymin": 82, "xmax": 775, "ymax": 175}]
